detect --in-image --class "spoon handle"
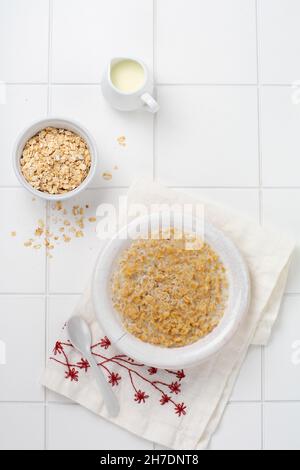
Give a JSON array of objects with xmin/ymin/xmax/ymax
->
[{"xmin": 87, "ymin": 353, "xmax": 120, "ymax": 417}]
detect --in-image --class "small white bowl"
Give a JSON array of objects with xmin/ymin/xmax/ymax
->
[
  {"xmin": 92, "ymin": 213, "xmax": 250, "ymax": 369},
  {"xmin": 13, "ymin": 117, "xmax": 98, "ymax": 201}
]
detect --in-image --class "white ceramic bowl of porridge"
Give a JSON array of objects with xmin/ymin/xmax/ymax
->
[{"xmin": 92, "ymin": 214, "xmax": 250, "ymax": 369}]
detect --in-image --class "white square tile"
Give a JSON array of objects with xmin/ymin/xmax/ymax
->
[
  {"xmin": 156, "ymin": 0, "xmax": 257, "ymax": 84},
  {"xmin": 259, "ymin": 0, "xmax": 300, "ymax": 84},
  {"xmin": 0, "ymin": 403, "xmax": 44, "ymax": 450},
  {"xmin": 231, "ymin": 347, "xmax": 262, "ymax": 402},
  {"xmin": 180, "ymin": 188, "xmax": 260, "ymax": 221},
  {"xmin": 47, "ymin": 404, "xmax": 153, "ymax": 450},
  {"xmin": 50, "ymin": 86, "xmax": 153, "ymax": 187},
  {"xmin": 265, "ymin": 296, "xmax": 300, "ymax": 401},
  {"xmin": 0, "ymin": 296, "xmax": 45, "ymax": 401},
  {"xmin": 51, "ymin": 0, "xmax": 153, "ymax": 83},
  {"xmin": 157, "ymin": 86, "xmax": 259, "ymax": 186},
  {"xmin": 0, "ymin": 0, "xmax": 49, "ymax": 82},
  {"xmin": 264, "ymin": 403, "xmax": 300, "ymax": 450},
  {"xmin": 46, "ymin": 295, "xmax": 80, "ymax": 403},
  {"xmin": 209, "ymin": 403, "xmax": 261, "ymax": 450},
  {"xmin": 263, "ymin": 190, "xmax": 300, "ymax": 293},
  {"xmin": 0, "ymin": 85, "xmax": 47, "ymax": 186},
  {"xmin": 0, "ymin": 189, "xmax": 46, "ymax": 293},
  {"xmin": 261, "ymin": 87, "xmax": 300, "ymax": 186},
  {"xmin": 48, "ymin": 188, "xmax": 126, "ymax": 293}
]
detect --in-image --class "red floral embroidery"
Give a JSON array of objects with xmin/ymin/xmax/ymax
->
[
  {"xmin": 53, "ymin": 341, "xmax": 63, "ymax": 355},
  {"xmin": 99, "ymin": 336, "xmax": 111, "ymax": 350},
  {"xmin": 176, "ymin": 370, "xmax": 185, "ymax": 381},
  {"xmin": 50, "ymin": 335, "xmax": 187, "ymax": 417},
  {"xmin": 65, "ymin": 368, "xmax": 78, "ymax": 382},
  {"xmin": 109, "ymin": 372, "xmax": 121, "ymax": 387},
  {"xmin": 169, "ymin": 381, "xmax": 181, "ymax": 395},
  {"xmin": 134, "ymin": 390, "xmax": 149, "ymax": 404},
  {"xmin": 175, "ymin": 403, "xmax": 187, "ymax": 417},
  {"xmin": 77, "ymin": 358, "xmax": 90, "ymax": 372},
  {"xmin": 160, "ymin": 394, "xmax": 171, "ymax": 405}
]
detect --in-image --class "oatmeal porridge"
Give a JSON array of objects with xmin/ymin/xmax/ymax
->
[{"xmin": 111, "ymin": 229, "xmax": 229, "ymax": 348}]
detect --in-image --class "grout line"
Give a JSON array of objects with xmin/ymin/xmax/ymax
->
[
  {"xmin": 255, "ymin": 0, "xmax": 265, "ymax": 451},
  {"xmin": 44, "ymin": 0, "xmax": 53, "ymax": 451},
  {"xmin": 1, "ymin": 399, "xmax": 300, "ymax": 405},
  {"xmin": 4, "ymin": 82, "xmax": 296, "ymax": 87},
  {"xmin": 3, "ymin": 185, "xmax": 300, "ymax": 191},
  {"xmin": 169, "ymin": 186, "xmax": 300, "ymax": 190},
  {"xmin": 153, "ymin": 0, "xmax": 157, "ymax": 182},
  {"xmin": 1, "ymin": 291, "xmax": 299, "ymax": 297}
]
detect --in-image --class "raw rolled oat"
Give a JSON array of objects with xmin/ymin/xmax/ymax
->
[{"xmin": 20, "ymin": 127, "xmax": 91, "ymax": 194}]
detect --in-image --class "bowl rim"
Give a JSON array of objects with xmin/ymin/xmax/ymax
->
[
  {"xmin": 12, "ymin": 116, "xmax": 98, "ymax": 201},
  {"xmin": 92, "ymin": 213, "xmax": 251, "ymax": 369}
]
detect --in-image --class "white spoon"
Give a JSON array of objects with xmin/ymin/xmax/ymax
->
[{"xmin": 67, "ymin": 316, "xmax": 120, "ymax": 418}]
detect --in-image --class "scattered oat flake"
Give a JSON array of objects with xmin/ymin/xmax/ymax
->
[
  {"xmin": 55, "ymin": 201, "xmax": 63, "ymax": 211},
  {"xmin": 88, "ymin": 217, "xmax": 96, "ymax": 223},
  {"xmin": 75, "ymin": 230, "xmax": 84, "ymax": 238},
  {"xmin": 102, "ymin": 172, "xmax": 112, "ymax": 181},
  {"xmin": 76, "ymin": 217, "xmax": 84, "ymax": 229},
  {"xmin": 64, "ymin": 220, "xmax": 71, "ymax": 226},
  {"xmin": 24, "ymin": 240, "xmax": 33, "ymax": 247},
  {"xmin": 63, "ymin": 235, "xmax": 71, "ymax": 243},
  {"xmin": 33, "ymin": 244, "xmax": 42, "ymax": 250},
  {"xmin": 35, "ymin": 227, "xmax": 44, "ymax": 237},
  {"xmin": 11, "ymin": 231, "xmax": 16, "ymax": 237},
  {"xmin": 117, "ymin": 136, "xmax": 126, "ymax": 147},
  {"xmin": 72, "ymin": 206, "xmax": 80, "ymax": 216}
]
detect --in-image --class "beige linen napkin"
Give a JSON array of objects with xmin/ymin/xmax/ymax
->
[{"xmin": 42, "ymin": 181, "xmax": 294, "ymax": 450}]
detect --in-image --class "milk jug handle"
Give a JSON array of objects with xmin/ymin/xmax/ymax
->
[{"xmin": 140, "ymin": 93, "xmax": 159, "ymax": 113}]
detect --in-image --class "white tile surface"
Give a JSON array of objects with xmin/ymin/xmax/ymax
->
[
  {"xmin": 259, "ymin": 0, "xmax": 300, "ymax": 84},
  {"xmin": 157, "ymin": 86, "xmax": 259, "ymax": 187},
  {"xmin": 50, "ymin": 86, "xmax": 153, "ymax": 187},
  {"xmin": 0, "ymin": 189, "xmax": 46, "ymax": 293},
  {"xmin": 261, "ymin": 87, "xmax": 300, "ymax": 187},
  {"xmin": 263, "ymin": 190, "xmax": 300, "ymax": 293},
  {"xmin": 0, "ymin": 0, "xmax": 299, "ymax": 451},
  {"xmin": 157, "ymin": 0, "xmax": 257, "ymax": 84},
  {"xmin": 47, "ymin": 404, "xmax": 153, "ymax": 450},
  {"xmin": 0, "ymin": 403, "xmax": 44, "ymax": 450},
  {"xmin": 264, "ymin": 403, "xmax": 300, "ymax": 450},
  {"xmin": 0, "ymin": 296, "xmax": 45, "ymax": 401},
  {"xmin": 51, "ymin": 0, "xmax": 153, "ymax": 83},
  {"xmin": 0, "ymin": 0, "xmax": 49, "ymax": 82},
  {"xmin": 0, "ymin": 85, "xmax": 47, "ymax": 186},
  {"xmin": 231, "ymin": 347, "xmax": 262, "ymax": 402},
  {"xmin": 209, "ymin": 403, "xmax": 261, "ymax": 450},
  {"xmin": 49, "ymin": 189, "xmax": 126, "ymax": 293},
  {"xmin": 265, "ymin": 296, "xmax": 300, "ymax": 401},
  {"xmin": 180, "ymin": 188, "xmax": 260, "ymax": 221}
]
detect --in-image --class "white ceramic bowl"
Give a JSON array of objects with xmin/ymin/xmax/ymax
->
[
  {"xmin": 13, "ymin": 117, "xmax": 98, "ymax": 201},
  {"xmin": 92, "ymin": 214, "xmax": 250, "ymax": 369}
]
